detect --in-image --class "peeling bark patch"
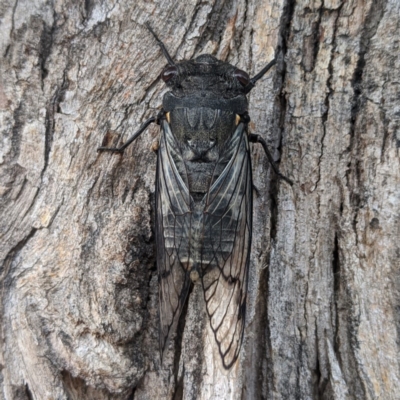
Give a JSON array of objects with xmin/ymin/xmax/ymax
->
[
  {"xmin": 1, "ymin": 228, "xmax": 37, "ymax": 279},
  {"xmin": 4, "ymin": 0, "xmax": 19, "ymax": 58},
  {"xmin": 301, "ymin": 7, "xmax": 323, "ymax": 73}
]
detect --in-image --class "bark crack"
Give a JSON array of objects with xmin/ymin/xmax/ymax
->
[
  {"xmin": 314, "ymin": 2, "xmax": 343, "ymax": 191},
  {"xmin": 264, "ymin": 0, "xmax": 297, "ymax": 394},
  {"xmin": 379, "ymin": 94, "xmax": 390, "ymax": 162},
  {"xmin": 275, "ymin": 0, "xmax": 296, "ymax": 175},
  {"xmin": 84, "ymin": 0, "xmax": 93, "ymax": 22},
  {"xmin": 172, "ymin": 366, "xmax": 185, "ymax": 400},
  {"xmin": 332, "ymin": 233, "xmax": 342, "ymax": 369},
  {"xmin": 1, "ymin": 227, "xmax": 38, "ymax": 293},
  {"xmin": 237, "ymin": 0, "xmax": 249, "ymax": 62},
  {"xmin": 193, "ymin": 0, "xmax": 232, "ymax": 55},
  {"xmin": 312, "ymin": 6, "xmax": 323, "ymax": 71},
  {"xmin": 127, "ymin": 385, "xmax": 136, "ymax": 400},
  {"xmin": 11, "ymin": 102, "xmax": 24, "ymax": 160},
  {"xmin": 171, "ymin": 295, "xmax": 190, "ymax": 399},
  {"xmin": 173, "ymin": 0, "xmax": 214, "ymax": 60},
  {"xmin": 39, "ymin": 7, "xmax": 57, "ymax": 86},
  {"xmin": 262, "ymin": 265, "xmax": 275, "ymax": 397},
  {"xmin": 43, "ymin": 67, "xmax": 69, "ymax": 179},
  {"xmin": 346, "ymin": 0, "xmax": 386, "ymax": 207},
  {"xmin": 24, "ymin": 383, "xmax": 33, "ymax": 400}
]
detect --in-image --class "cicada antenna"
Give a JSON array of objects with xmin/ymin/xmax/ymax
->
[
  {"xmin": 244, "ymin": 59, "xmax": 276, "ymax": 94},
  {"xmin": 145, "ymin": 22, "xmax": 176, "ymax": 66}
]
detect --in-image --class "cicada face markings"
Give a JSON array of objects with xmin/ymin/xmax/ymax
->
[{"xmin": 169, "ymin": 108, "xmax": 236, "ymax": 153}]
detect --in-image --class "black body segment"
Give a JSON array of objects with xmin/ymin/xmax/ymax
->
[
  {"xmin": 97, "ymin": 24, "xmax": 292, "ymax": 369},
  {"xmin": 163, "ymin": 91, "xmax": 248, "ymax": 114}
]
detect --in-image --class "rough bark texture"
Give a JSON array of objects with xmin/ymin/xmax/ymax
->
[{"xmin": 0, "ymin": 0, "xmax": 399, "ymax": 399}]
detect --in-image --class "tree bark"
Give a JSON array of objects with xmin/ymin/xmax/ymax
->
[{"xmin": 1, "ymin": 0, "xmax": 399, "ymax": 399}]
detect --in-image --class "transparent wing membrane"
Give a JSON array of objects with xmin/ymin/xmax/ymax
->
[{"xmin": 156, "ymin": 121, "xmax": 252, "ymax": 368}]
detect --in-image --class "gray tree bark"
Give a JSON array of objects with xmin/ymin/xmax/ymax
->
[{"xmin": 1, "ymin": 0, "xmax": 399, "ymax": 399}]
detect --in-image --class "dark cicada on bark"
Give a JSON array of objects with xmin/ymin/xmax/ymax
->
[{"xmin": 98, "ymin": 24, "xmax": 292, "ymax": 369}]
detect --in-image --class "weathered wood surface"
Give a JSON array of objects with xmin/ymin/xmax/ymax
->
[{"xmin": 0, "ymin": 0, "xmax": 399, "ymax": 398}]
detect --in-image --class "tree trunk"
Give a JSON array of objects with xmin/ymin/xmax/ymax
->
[{"xmin": 1, "ymin": 0, "xmax": 399, "ymax": 398}]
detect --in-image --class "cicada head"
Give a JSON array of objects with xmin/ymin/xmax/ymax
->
[
  {"xmin": 147, "ymin": 22, "xmax": 275, "ymax": 113},
  {"xmin": 161, "ymin": 55, "xmax": 251, "ymax": 114},
  {"xmin": 161, "ymin": 55, "xmax": 251, "ymax": 98}
]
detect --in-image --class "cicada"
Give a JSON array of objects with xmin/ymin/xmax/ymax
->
[{"xmin": 98, "ymin": 24, "xmax": 292, "ymax": 369}]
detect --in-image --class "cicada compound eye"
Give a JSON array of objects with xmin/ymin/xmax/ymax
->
[
  {"xmin": 234, "ymin": 68, "xmax": 250, "ymax": 86},
  {"xmin": 161, "ymin": 65, "xmax": 178, "ymax": 82}
]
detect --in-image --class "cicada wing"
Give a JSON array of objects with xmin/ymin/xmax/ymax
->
[
  {"xmin": 202, "ymin": 123, "xmax": 252, "ymax": 369},
  {"xmin": 156, "ymin": 121, "xmax": 192, "ymax": 357}
]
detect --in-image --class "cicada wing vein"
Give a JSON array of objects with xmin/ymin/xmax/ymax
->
[
  {"xmin": 202, "ymin": 123, "xmax": 252, "ymax": 369},
  {"xmin": 156, "ymin": 121, "xmax": 192, "ymax": 357}
]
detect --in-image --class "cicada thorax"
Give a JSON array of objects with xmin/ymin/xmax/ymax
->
[
  {"xmin": 162, "ymin": 56, "xmax": 249, "ymax": 203},
  {"xmin": 167, "ymin": 107, "xmax": 237, "ymax": 201}
]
